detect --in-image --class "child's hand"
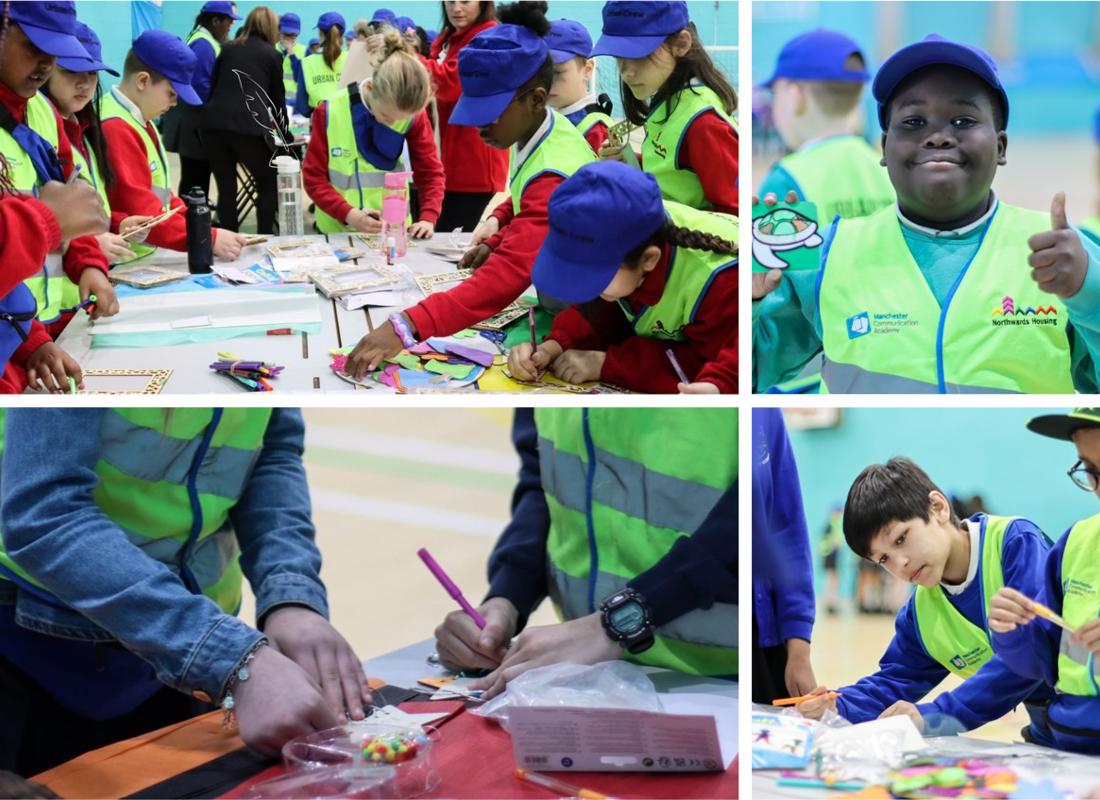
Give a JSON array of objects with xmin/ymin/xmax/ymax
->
[
  {"xmin": 213, "ymin": 229, "xmax": 248, "ymax": 261},
  {"xmin": 1028, "ymin": 192, "xmax": 1088, "ymax": 298},
  {"xmin": 879, "ymin": 700, "xmax": 925, "ymax": 732},
  {"xmin": 345, "ymin": 323, "xmax": 406, "ymax": 379},
  {"xmin": 457, "ymin": 243, "xmax": 492, "ymax": 270},
  {"xmin": 508, "ymin": 340, "xmax": 563, "ymax": 381},
  {"xmin": 38, "ymin": 179, "xmax": 109, "ymax": 241},
  {"xmin": 550, "ymin": 349, "xmax": 605, "ymax": 384},
  {"xmin": 434, "ymin": 596, "xmax": 518, "ymax": 672},
  {"xmin": 469, "ymin": 216, "xmax": 499, "ymax": 247},
  {"xmin": 988, "ymin": 587, "xmax": 1037, "ymax": 633},
  {"xmin": 407, "ymin": 220, "xmax": 435, "ymax": 239},
  {"xmin": 1070, "ymin": 619, "xmax": 1100, "ymax": 659},
  {"xmin": 792, "ymin": 685, "xmax": 837, "ymax": 720},
  {"xmin": 118, "ymin": 215, "xmax": 154, "ymax": 244},
  {"xmin": 78, "ymin": 268, "xmax": 120, "ymax": 319},
  {"xmin": 26, "ymin": 342, "xmax": 83, "ymax": 393},
  {"xmin": 598, "ymin": 140, "xmax": 626, "ymax": 162},
  {"xmin": 679, "ymin": 381, "xmax": 720, "ymax": 394},
  {"xmin": 95, "ymin": 232, "xmax": 137, "ymax": 263},
  {"xmin": 785, "ymin": 638, "xmax": 817, "ymax": 697},
  {"xmin": 347, "ymin": 208, "xmax": 383, "ymax": 234}
]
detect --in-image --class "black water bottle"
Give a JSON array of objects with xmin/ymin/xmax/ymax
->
[{"xmin": 184, "ymin": 187, "xmax": 213, "ymax": 274}]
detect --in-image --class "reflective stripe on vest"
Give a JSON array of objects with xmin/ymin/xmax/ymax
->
[
  {"xmin": 620, "ymin": 202, "xmax": 737, "ymax": 341},
  {"xmin": 913, "ymin": 515, "xmax": 1009, "ymax": 678},
  {"xmin": 778, "ymin": 136, "xmax": 895, "ymax": 222},
  {"xmin": 642, "ymin": 84, "xmax": 736, "ymax": 210},
  {"xmin": 301, "ymin": 51, "xmax": 347, "ymax": 109},
  {"xmin": 509, "ymin": 110, "xmax": 596, "ymax": 216},
  {"xmin": 535, "ymin": 407, "xmax": 737, "ymax": 676},
  {"xmin": 819, "ymin": 203, "xmax": 1073, "ymax": 394},
  {"xmin": 1056, "ymin": 515, "xmax": 1100, "ymax": 696},
  {"xmin": 0, "ymin": 409, "xmax": 273, "ymax": 614}
]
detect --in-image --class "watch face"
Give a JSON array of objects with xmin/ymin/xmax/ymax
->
[{"xmin": 609, "ymin": 601, "xmax": 646, "ymax": 635}]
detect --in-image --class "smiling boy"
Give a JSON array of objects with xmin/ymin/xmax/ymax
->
[
  {"xmin": 795, "ymin": 457, "xmax": 1059, "ymax": 745},
  {"xmin": 753, "ymin": 34, "xmax": 1100, "ymax": 394}
]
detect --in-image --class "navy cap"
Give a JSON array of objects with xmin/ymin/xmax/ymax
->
[
  {"xmin": 131, "ymin": 30, "xmax": 201, "ymax": 105},
  {"xmin": 317, "ymin": 12, "xmax": 345, "ymax": 32},
  {"xmin": 532, "ymin": 161, "xmax": 666, "ymax": 304},
  {"xmin": 450, "ymin": 25, "xmax": 549, "ymax": 127},
  {"xmin": 394, "ymin": 16, "xmax": 417, "ymax": 33},
  {"xmin": 591, "ymin": 1, "xmax": 688, "ymax": 59},
  {"xmin": 425, "ymin": 29, "xmax": 438, "ymax": 45},
  {"xmin": 547, "ymin": 19, "xmax": 593, "ymax": 64},
  {"xmin": 58, "ymin": 21, "xmax": 119, "ymax": 77},
  {"xmin": 279, "ymin": 13, "xmax": 301, "ymax": 35},
  {"xmin": 873, "ymin": 34, "xmax": 1009, "ymax": 129},
  {"xmin": 760, "ymin": 29, "xmax": 867, "ymax": 88},
  {"xmin": 8, "ymin": 1, "xmax": 91, "ymax": 61},
  {"xmin": 200, "ymin": 1, "xmax": 241, "ymax": 20},
  {"xmin": 372, "ymin": 8, "xmax": 397, "ymax": 24}
]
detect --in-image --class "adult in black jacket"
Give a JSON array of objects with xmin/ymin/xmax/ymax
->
[{"xmin": 199, "ymin": 6, "xmax": 289, "ymax": 233}]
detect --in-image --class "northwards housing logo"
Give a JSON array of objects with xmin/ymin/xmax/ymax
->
[{"xmin": 991, "ymin": 296, "xmax": 1058, "ymax": 328}]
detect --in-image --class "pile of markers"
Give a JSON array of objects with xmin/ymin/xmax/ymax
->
[{"xmin": 209, "ymin": 352, "xmax": 284, "ymax": 392}]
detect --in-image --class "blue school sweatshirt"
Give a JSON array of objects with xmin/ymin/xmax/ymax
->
[
  {"xmin": 752, "ymin": 409, "xmax": 815, "ymax": 648},
  {"xmin": 991, "ymin": 528, "xmax": 1100, "ymax": 754},
  {"xmin": 836, "ymin": 514, "xmax": 1056, "ymax": 739}
]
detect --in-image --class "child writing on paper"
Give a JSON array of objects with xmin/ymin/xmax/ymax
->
[
  {"xmin": 343, "ymin": 2, "xmax": 596, "ymax": 379},
  {"xmin": 508, "ymin": 161, "xmax": 737, "ymax": 394},
  {"xmin": 796, "ymin": 457, "xmax": 1060, "ymax": 745},
  {"xmin": 303, "ymin": 28, "xmax": 444, "ymax": 238},
  {"xmin": 987, "ymin": 408, "xmax": 1100, "ymax": 754},
  {"xmin": 592, "ymin": 1, "xmax": 737, "ymax": 215},
  {"xmin": 678, "ymin": 330, "xmax": 736, "ymax": 393},
  {"xmin": 100, "ymin": 31, "xmax": 247, "ymax": 263}
]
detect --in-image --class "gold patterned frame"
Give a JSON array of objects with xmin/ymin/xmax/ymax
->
[
  {"xmin": 310, "ymin": 264, "xmax": 402, "ymax": 298},
  {"xmin": 414, "ymin": 270, "xmax": 529, "ymax": 331},
  {"xmin": 79, "ymin": 369, "xmax": 172, "ymax": 395},
  {"xmin": 109, "ymin": 266, "xmax": 186, "ymax": 289}
]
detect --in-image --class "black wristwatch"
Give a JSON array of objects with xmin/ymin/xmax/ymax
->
[{"xmin": 599, "ymin": 587, "xmax": 655, "ymax": 654}]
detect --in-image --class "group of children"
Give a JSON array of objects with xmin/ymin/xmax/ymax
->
[{"xmin": 753, "ymin": 28, "xmax": 1100, "ymax": 395}]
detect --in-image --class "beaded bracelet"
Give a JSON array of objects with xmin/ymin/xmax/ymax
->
[
  {"xmin": 388, "ymin": 312, "xmax": 417, "ymax": 349},
  {"xmin": 220, "ymin": 637, "xmax": 268, "ymax": 728}
]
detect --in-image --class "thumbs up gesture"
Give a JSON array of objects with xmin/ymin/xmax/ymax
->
[{"xmin": 1027, "ymin": 192, "xmax": 1088, "ymax": 298}]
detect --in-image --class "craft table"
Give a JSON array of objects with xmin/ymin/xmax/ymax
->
[
  {"xmin": 54, "ymin": 234, "xmax": 495, "ymax": 394},
  {"xmin": 32, "ymin": 638, "xmax": 738, "ymax": 799}
]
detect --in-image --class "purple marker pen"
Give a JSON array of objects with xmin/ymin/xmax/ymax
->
[{"xmin": 417, "ymin": 547, "xmax": 487, "ymax": 629}]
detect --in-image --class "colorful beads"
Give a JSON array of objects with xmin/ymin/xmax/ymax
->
[{"xmin": 361, "ymin": 732, "xmax": 429, "ymax": 764}]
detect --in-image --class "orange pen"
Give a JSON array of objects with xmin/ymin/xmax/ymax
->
[
  {"xmin": 515, "ymin": 768, "xmax": 609, "ymax": 799},
  {"xmin": 772, "ymin": 691, "xmax": 841, "ymax": 706}
]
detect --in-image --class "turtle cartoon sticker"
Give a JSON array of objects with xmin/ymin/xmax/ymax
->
[{"xmin": 751, "ymin": 201, "xmax": 823, "ymax": 273}]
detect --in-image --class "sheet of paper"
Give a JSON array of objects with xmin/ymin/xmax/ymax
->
[
  {"xmin": 169, "ymin": 315, "xmax": 212, "ymax": 329},
  {"xmin": 339, "ymin": 290, "xmax": 407, "ymax": 310}
]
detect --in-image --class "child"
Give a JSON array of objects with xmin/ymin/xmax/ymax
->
[
  {"xmin": 592, "ymin": 1, "xmax": 737, "ymax": 215},
  {"xmin": 303, "ymin": 29, "xmax": 444, "ymax": 237},
  {"xmin": 277, "ymin": 13, "xmax": 306, "ymax": 104},
  {"xmin": 508, "ymin": 161, "xmax": 736, "ymax": 394},
  {"xmin": 295, "ymin": 12, "xmax": 346, "ymax": 116},
  {"xmin": 546, "ymin": 19, "xmax": 612, "ymax": 153},
  {"xmin": 755, "ymin": 34, "xmax": 1100, "ymax": 394},
  {"xmin": 796, "ymin": 457, "xmax": 1058, "ymax": 744},
  {"xmin": 0, "ymin": 2, "xmax": 114, "ymax": 336},
  {"xmin": 308, "ymin": 37, "xmax": 321, "ymax": 56},
  {"xmin": 759, "ymin": 28, "xmax": 894, "ymax": 224},
  {"xmin": 987, "ymin": 408, "xmax": 1100, "ymax": 754},
  {"xmin": 344, "ymin": 2, "xmax": 596, "ymax": 379},
  {"xmin": 100, "ymin": 30, "xmax": 246, "ymax": 262}
]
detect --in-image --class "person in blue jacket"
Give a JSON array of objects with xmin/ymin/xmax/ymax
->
[
  {"xmin": 797, "ymin": 457, "xmax": 1057, "ymax": 743},
  {"xmin": 988, "ymin": 408, "xmax": 1100, "ymax": 755},
  {"xmin": 752, "ymin": 408, "xmax": 818, "ymax": 702},
  {"xmin": 0, "ymin": 409, "xmax": 370, "ymax": 775}
]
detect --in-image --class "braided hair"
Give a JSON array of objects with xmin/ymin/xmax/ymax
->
[
  {"xmin": 623, "ymin": 218, "xmax": 737, "ymax": 267},
  {"xmin": 0, "ymin": 0, "xmax": 18, "ymax": 196}
]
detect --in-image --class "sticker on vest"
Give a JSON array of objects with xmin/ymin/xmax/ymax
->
[
  {"xmin": 990, "ymin": 295, "xmax": 1059, "ymax": 329},
  {"xmin": 752, "ymin": 201, "xmax": 822, "ymax": 272}
]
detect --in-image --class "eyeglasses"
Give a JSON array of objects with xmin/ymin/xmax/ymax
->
[{"xmin": 1068, "ymin": 459, "xmax": 1100, "ymax": 492}]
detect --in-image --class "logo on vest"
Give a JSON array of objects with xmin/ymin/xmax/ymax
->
[
  {"xmin": 648, "ymin": 319, "xmax": 685, "ymax": 340},
  {"xmin": 948, "ymin": 645, "xmax": 985, "ymax": 672},
  {"xmin": 331, "ymin": 147, "xmax": 343, "ymax": 157},
  {"xmin": 649, "ymin": 132, "xmax": 668, "ymax": 160},
  {"xmin": 846, "ymin": 312, "xmax": 870, "ymax": 339},
  {"xmin": 149, "ymin": 160, "xmax": 159, "ymax": 173},
  {"xmin": 990, "ymin": 295, "xmax": 1058, "ymax": 328},
  {"xmin": 1063, "ymin": 578, "xmax": 1095, "ymax": 599},
  {"xmin": 950, "ymin": 655, "xmax": 968, "ymax": 671},
  {"xmin": 847, "ymin": 310, "xmax": 919, "ymax": 338}
]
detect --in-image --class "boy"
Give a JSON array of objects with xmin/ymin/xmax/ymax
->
[
  {"xmin": 754, "ymin": 34, "xmax": 1100, "ymax": 394},
  {"xmin": 277, "ymin": 13, "xmax": 306, "ymax": 103},
  {"xmin": 100, "ymin": 30, "xmax": 246, "ymax": 261},
  {"xmin": 988, "ymin": 408, "xmax": 1100, "ymax": 754},
  {"xmin": 797, "ymin": 457, "xmax": 1058, "ymax": 745},
  {"xmin": 546, "ymin": 19, "xmax": 612, "ymax": 154},
  {"xmin": 759, "ymin": 28, "xmax": 894, "ymax": 224}
]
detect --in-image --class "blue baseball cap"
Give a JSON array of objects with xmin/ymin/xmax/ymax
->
[
  {"xmin": 872, "ymin": 34, "xmax": 1009, "ymax": 129},
  {"xmin": 450, "ymin": 25, "xmax": 550, "ymax": 127},
  {"xmin": 308, "ymin": 37, "xmax": 320, "ymax": 48},
  {"xmin": 547, "ymin": 20, "xmax": 593, "ymax": 64},
  {"xmin": 394, "ymin": 16, "xmax": 417, "ymax": 33},
  {"xmin": 8, "ymin": 1, "xmax": 90, "ymax": 61},
  {"xmin": 372, "ymin": 8, "xmax": 397, "ymax": 24},
  {"xmin": 58, "ymin": 21, "xmax": 119, "ymax": 77},
  {"xmin": 131, "ymin": 30, "xmax": 201, "ymax": 105},
  {"xmin": 532, "ymin": 161, "xmax": 667, "ymax": 304},
  {"xmin": 316, "ymin": 12, "xmax": 345, "ymax": 32},
  {"xmin": 760, "ymin": 29, "xmax": 868, "ymax": 89},
  {"xmin": 591, "ymin": 1, "xmax": 689, "ymax": 59},
  {"xmin": 279, "ymin": 13, "xmax": 301, "ymax": 35},
  {"xmin": 200, "ymin": 1, "xmax": 241, "ymax": 20},
  {"xmin": 425, "ymin": 29, "xmax": 438, "ymax": 44}
]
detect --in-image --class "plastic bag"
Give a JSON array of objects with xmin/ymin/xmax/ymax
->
[{"xmin": 474, "ymin": 661, "xmax": 664, "ymax": 727}]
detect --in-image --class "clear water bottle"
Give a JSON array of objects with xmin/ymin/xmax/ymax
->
[
  {"xmin": 275, "ymin": 155, "xmax": 304, "ymax": 237},
  {"xmin": 380, "ymin": 171, "xmax": 411, "ymax": 258},
  {"xmin": 184, "ymin": 187, "xmax": 213, "ymax": 273}
]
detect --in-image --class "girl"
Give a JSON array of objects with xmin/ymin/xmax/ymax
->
[
  {"xmin": 295, "ymin": 12, "xmax": 346, "ymax": 116},
  {"xmin": 304, "ymin": 29, "xmax": 444, "ymax": 237},
  {"xmin": 593, "ymin": 0, "xmax": 737, "ymax": 215},
  {"xmin": 343, "ymin": 1, "xmax": 596, "ymax": 380},
  {"xmin": 509, "ymin": 161, "xmax": 737, "ymax": 394},
  {"xmin": 420, "ymin": 1, "xmax": 508, "ymax": 232}
]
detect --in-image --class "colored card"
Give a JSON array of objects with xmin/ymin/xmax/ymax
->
[{"xmin": 751, "ymin": 200, "xmax": 823, "ymax": 273}]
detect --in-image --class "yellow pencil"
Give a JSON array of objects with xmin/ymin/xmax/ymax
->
[{"xmin": 1029, "ymin": 599, "xmax": 1075, "ymax": 633}]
